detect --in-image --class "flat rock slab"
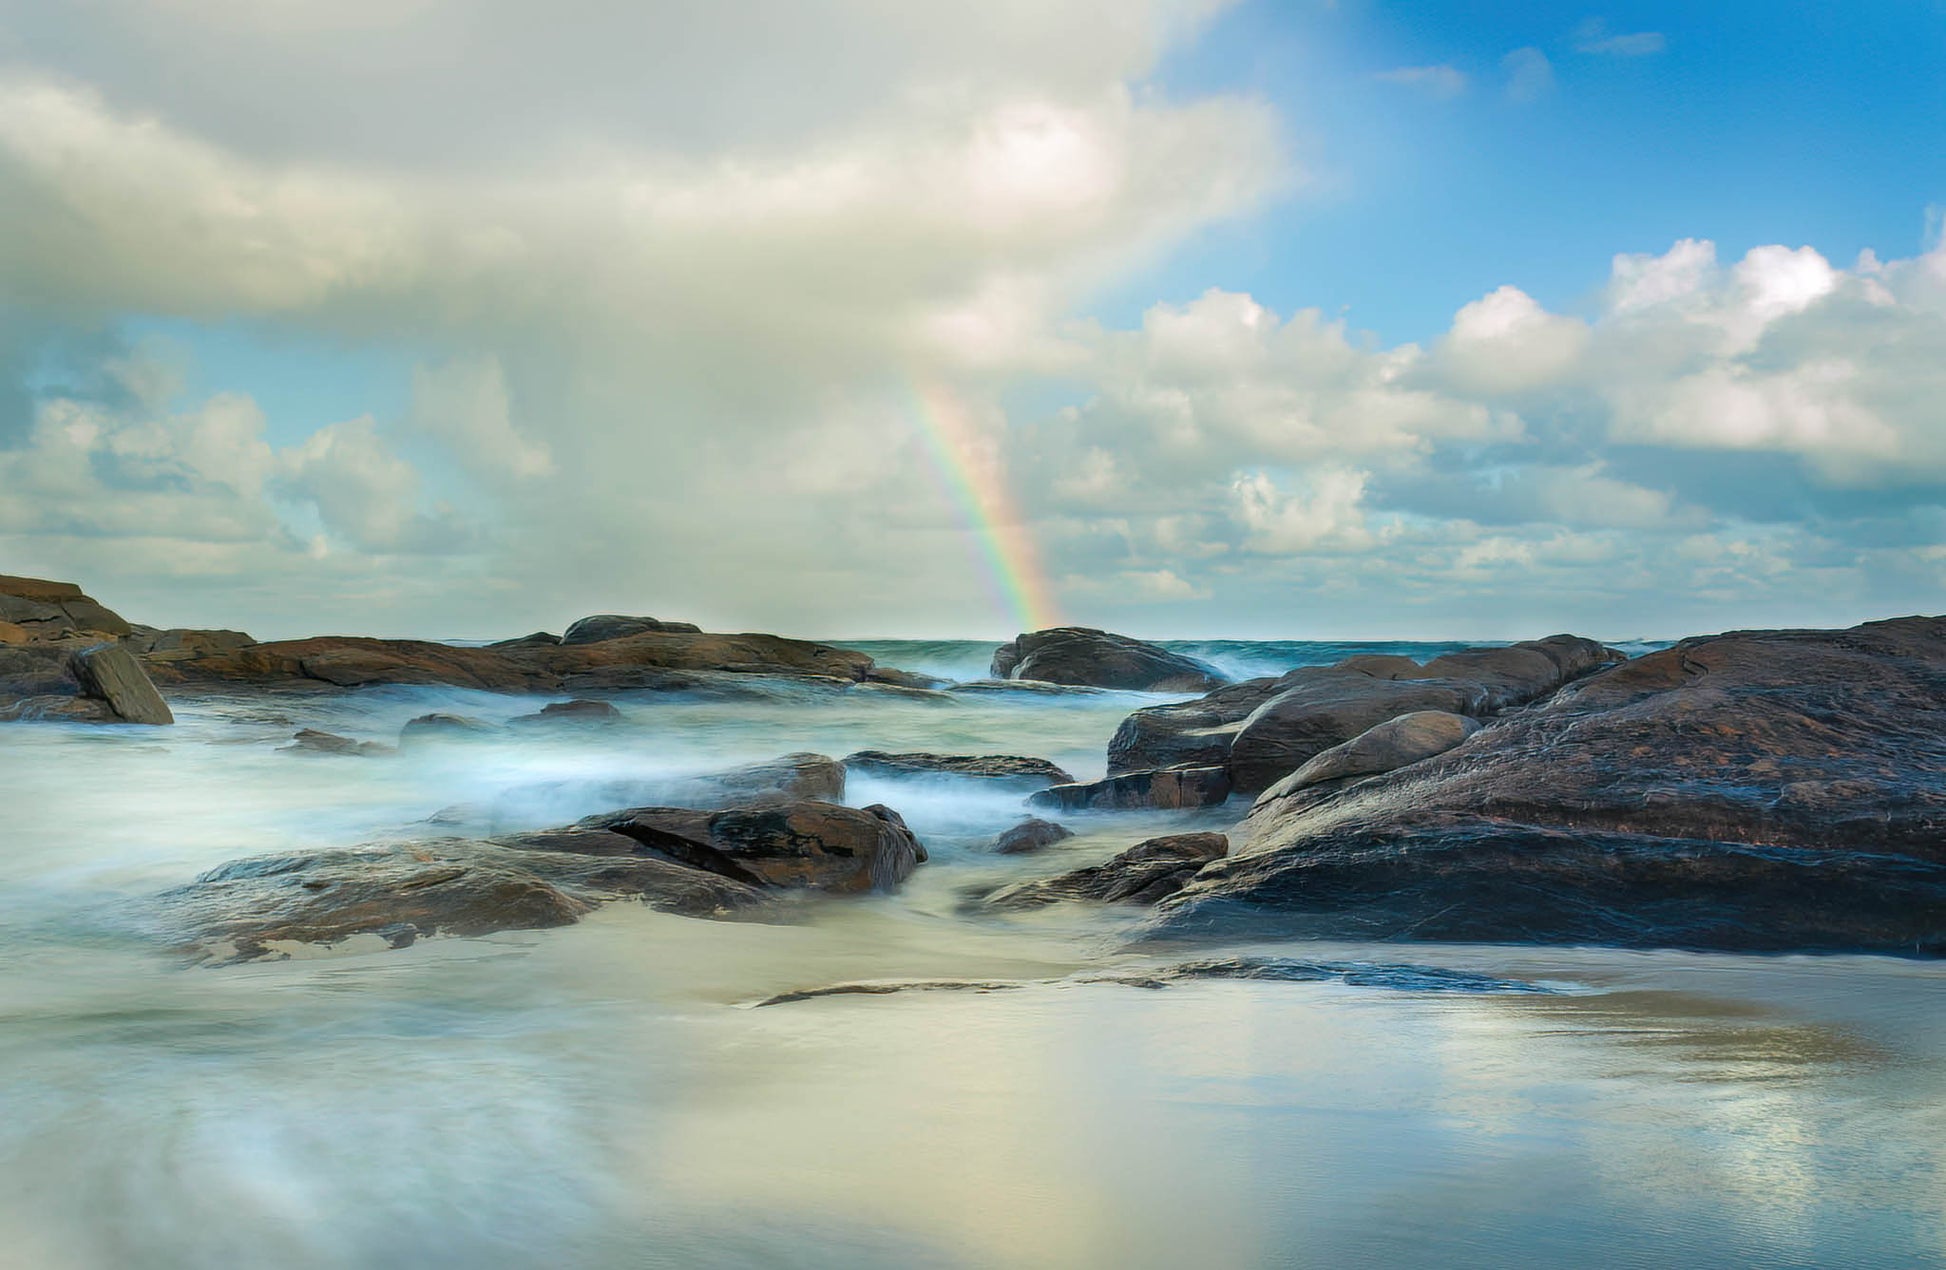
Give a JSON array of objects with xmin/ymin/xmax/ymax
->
[{"xmin": 73, "ymin": 645, "xmax": 173, "ymax": 724}]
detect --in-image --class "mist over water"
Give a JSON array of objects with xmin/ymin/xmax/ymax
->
[{"xmin": 2, "ymin": 640, "xmax": 1939, "ymax": 1268}]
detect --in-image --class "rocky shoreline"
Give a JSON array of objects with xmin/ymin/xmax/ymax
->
[{"xmin": 6, "ymin": 574, "xmax": 1942, "ymax": 960}]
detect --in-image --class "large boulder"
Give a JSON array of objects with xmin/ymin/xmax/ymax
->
[
  {"xmin": 1227, "ymin": 677, "xmax": 1477, "ymax": 793},
  {"xmin": 992, "ymin": 818, "xmax": 1074, "ymax": 854},
  {"xmin": 990, "ymin": 627, "xmax": 1226, "ymax": 692},
  {"xmin": 72, "ymin": 645, "xmax": 174, "ymax": 724},
  {"xmin": 1148, "ymin": 617, "xmax": 1946, "ymax": 955},
  {"xmin": 987, "ymin": 833, "xmax": 1228, "ymax": 908},
  {"xmin": 843, "ymin": 750, "xmax": 1075, "ymax": 788},
  {"xmin": 560, "ymin": 614, "xmax": 703, "ymax": 644},
  {"xmin": 1271, "ymin": 710, "xmax": 1480, "ymax": 794}
]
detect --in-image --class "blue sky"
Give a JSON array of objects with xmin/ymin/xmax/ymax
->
[{"xmin": 0, "ymin": 0, "xmax": 1941, "ymax": 640}]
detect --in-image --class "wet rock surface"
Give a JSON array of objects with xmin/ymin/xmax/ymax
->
[
  {"xmin": 1030, "ymin": 765, "xmax": 1232, "ymax": 812},
  {"xmin": 990, "ymin": 627, "xmax": 1226, "ymax": 692},
  {"xmin": 596, "ymin": 800, "xmax": 925, "ymax": 893},
  {"xmin": 753, "ymin": 955, "xmax": 1553, "ymax": 1006},
  {"xmin": 283, "ymin": 728, "xmax": 395, "ymax": 758},
  {"xmin": 992, "ymin": 818, "xmax": 1075, "ymax": 854},
  {"xmin": 987, "ymin": 832, "xmax": 1228, "ymax": 908},
  {"xmin": 843, "ymin": 750, "xmax": 1075, "ymax": 787},
  {"xmin": 560, "ymin": 614, "xmax": 705, "ymax": 644},
  {"xmin": 1146, "ymin": 618, "xmax": 1946, "ymax": 954},
  {"xmin": 507, "ymin": 699, "xmax": 624, "ymax": 726}
]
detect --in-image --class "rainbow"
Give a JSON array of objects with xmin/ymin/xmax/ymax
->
[{"xmin": 908, "ymin": 379, "xmax": 1060, "ymax": 634}]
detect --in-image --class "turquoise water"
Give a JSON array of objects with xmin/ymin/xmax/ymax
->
[{"xmin": 0, "ymin": 641, "xmax": 1936, "ymax": 1269}]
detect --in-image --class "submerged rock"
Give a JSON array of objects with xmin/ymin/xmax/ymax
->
[
  {"xmin": 843, "ymin": 750, "xmax": 1075, "ymax": 788},
  {"xmin": 1029, "ymin": 765, "xmax": 1231, "ymax": 812},
  {"xmin": 507, "ymin": 698, "xmax": 623, "ymax": 727},
  {"xmin": 992, "ymin": 818, "xmax": 1075, "ymax": 854},
  {"xmin": 687, "ymin": 752, "xmax": 847, "ymax": 804},
  {"xmin": 399, "ymin": 712, "xmax": 494, "ymax": 744},
  {"xmin": 991, "ymin": 627, "xmax": 1226, "ymax": 693},
  {"xmin": 947, "ymin": 678, "xmax": 1105, "ymax": 697},
  {"xmin": 283, "ymin": 728, "xmax": 394, "ymax": 758},
  {"xmin": 986, "ymin": 832, "xmax": 1228, "ymax": 908},
  {"xmin": 1147, "ymin": 617, "xmax": 1946, "ymax": 955}
]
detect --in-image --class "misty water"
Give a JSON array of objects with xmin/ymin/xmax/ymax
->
[{"xmin": 3, "ymin": 640, "xmax": 1942, "ymax": 1268}]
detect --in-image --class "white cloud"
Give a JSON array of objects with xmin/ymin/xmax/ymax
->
[
  {"xmin": 1375, "ymin": 65, "xmax": 1469, "ymax": 100},
  {"xmin": 1573, "ymin": 19, "xmax": 1667, "ymax": 57},
  {"xmin": 1502, "ymin": 47, "xmax": 1555, "ymax": 103}
]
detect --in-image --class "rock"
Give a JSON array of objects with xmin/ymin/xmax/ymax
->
[
  {"xmin": 72, "ymin": 644, "xmax": 174, "ymax": 724},
  {"xmin": 491, "ymin": 631, "xmax": 561, "ymax": 648},
  {"xmin": 687, "ymin": 752, "xmax": 847, "ymax": 804},
  {"xmin": 597, "ymin": 800, "xmax": 926, "ymax": 893},
  {"xmin": 1149, "ymin": 617, "xmax": 1946, "ymax": 955},
  {"xmin": 0, "ymin": 575, "xmax": 132, "ymax": 640},
  {"xmin": 863, "ymin": 666, "xmax": 951, "ymax": 690},
  {"xmin": 0, "ymin": 621, "xmax": 28, "ymax": 645},
  {"xmin": 947, "ymin": 678, "xmax": 1105, "ymax": 697},
  {"xmin": 987, "ymin": 833, "xmax": 1228, "ymax": 908},
  {"xmin": 399, "ymin": 713, "xmax": 494, "ymax": 743},
  {"xmin": 125, "ymin": 628, "xmax": 256, "ymax": 662},
  {"xmin": 1106, "ymin": 636, "xmax": 1618, "ymax": 792},
  {"xmin": 1029, "ymin": 765, "xmax": 1232, "ymax": 812},
  {"xmin": 1271, "ymin": 711, "xmax": 1480, "ymax": 794},
  {"xmin": 283, "ymin": 728, "xmax": 394, "ymax": 758},
  {"xmin": 163, "ymin": 636, "xmax": 557, "ymax": 692},
  {"xmin": 0, "ymin": 694, "xmax": 118, "ymax": 722},
  {"xmin": 843, "ymin": 750, "xmax": 1076, "ymax": 788},
  {"xmin": 990, "ymin": 627, "xmax": 1226, "ymax": 692},
  {"xmin": 507, "ymin": 698, "xmax": 623, "ymax": 726},
  {"xmin": 992, "ymin": 818, "xmax": 1074, "ymax": 854},
  {"xmin": 547, "ymin": 631, "xmax": 877, "ymax": 689},
  {"xmin": 560, "ymin": 614, "xmax": 704, "ymax": 644}
]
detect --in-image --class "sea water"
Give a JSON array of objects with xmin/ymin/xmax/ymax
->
[{"xmin": 1, "ymin": 640, "xmax": 1940, "ymax": 1269}]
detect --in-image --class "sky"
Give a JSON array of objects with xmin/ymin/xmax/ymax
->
[{"xmin": 0, "ymin": 0, "xmax": 1942, "ymax": 642}]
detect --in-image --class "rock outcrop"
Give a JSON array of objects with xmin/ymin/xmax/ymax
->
[
  {"xmin": 1272, "ymin": 710, "xmax": 1480, "ymax": 795},
  {"xmin": 987, "ymin": 833, "xmax": 1228, "ymax": 908},
  {"xmin": 843, "ymin": 750, "xmax": 1075, "ymax": 788},
  {"xmin": 1142, "ymin": 617, "xmax": 1946, "ymax": 955},
  {"xmin": 168, "ymin": 794, "xmax": 927, "ymax": 962},
  {"xmin": 990, "ymin": 627, "xmax": 1226, "ymax": 692},
  {"xmin": 1107, "ymin": 635, "xmax": 1615, "ymax": 793},
  {"xmin": 0, "ymin": 575, "xmax": 132, "ymax": 640}
]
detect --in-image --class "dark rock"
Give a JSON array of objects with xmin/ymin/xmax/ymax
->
[
  {"xmin": 0, "ymin": 694, "xmax": 118, "ymax": 722},
  {"xmin": 507, "ymin": 698, "xmax": 623, "ymax": 727},
  {"xmin": 987, "ymin": 832, "xmax": 1228, "ymax": 908},
  {"xmin": 283, "ymin": 728, "xmax": 394, "ymax": 758},
  {"xmin": 1227, "ymin": 677, "xmax": 1475, "ymax": 793},
  {"xmin": 843, "ymin": 750, "xmax": 1075, "ymax": 788},
  {"xmin": 399, "ymin": 712, "xmax": 494, "ymax": 743},
  {"xmin": 126, "ymin": 628, "xmax": 256, "ymax": 662},
  {"xmin": 598, "ymin": 799, "xmax": 925, "ymax": 893},
  {"xmin": 990, "ymin": 627, "xmax": 1226, "ymax": 692},
  {"xmin": 1029, "ymin": 765, "xmax": 1231, "ymax": 812},
  {"xmin": 72, "ymin": 645, "xmax": 174, "ymax": 724},
  {"xmin": 1106, "ymin": 636, "xmax": 1618, "ymax": 791},
  {"xmin": 992, "ymin": 818, "xmax": 1074, "ymax": 854},
  {"xmin": 1271, "ymin": 710, "xmax": 1480, "ymax": 794},
  {"xmin": 491, "ymin": 631, "xmax": 560, "ymax": 648},
  {"xmin": 1151, "ymin": 617, "xmax": 1946, "ymax": 955},
  {"xmin": 560, "ymin": 614, "xmax": 704, "ymax": 644}
]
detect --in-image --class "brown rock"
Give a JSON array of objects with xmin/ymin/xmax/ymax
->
[
  {"xmin": 843, "ymin": 750, "xmax": 1075, "ymax": 788},
  {"xmin": 597, "ymin": 800, "xmax": 926, "ymax": 893},
  {"xmin": 560, "ymin": 614, "xmax": 704, "ymax": 644},
  {"xmin": 1269, "ymin": 710, "xmax": 1480, "ymax": 794},
  {"xmin": 992, "ymin": 818, "xmax": 1075, "ymax": 854}
]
